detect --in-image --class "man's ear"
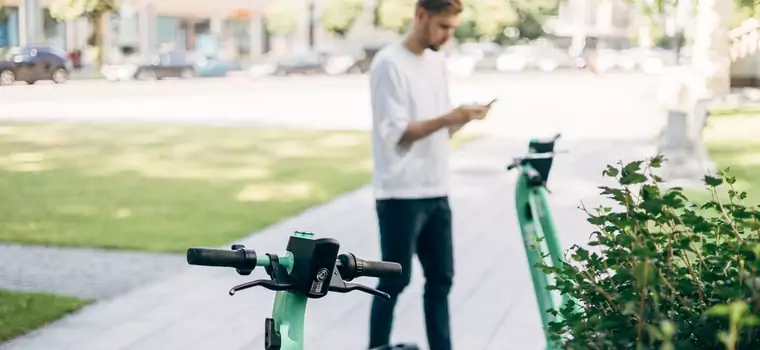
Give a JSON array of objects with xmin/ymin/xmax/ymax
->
[{"xmin": 415, "ymin": 6, "xmax": 427, "ymax": 23}]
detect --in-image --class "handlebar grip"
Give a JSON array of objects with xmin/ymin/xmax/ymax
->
[
  {"xmin": 187, "ymin": 247, "xmax": 255, "ymax": 269},
  {"xmin": 357, "ymin": 259, "xmax": 402, "ymax": 278}
]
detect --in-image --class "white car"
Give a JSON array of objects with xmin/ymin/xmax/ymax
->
[
  {"xmin": 446, "ymin": 53, "xmax": 478, "ymax": 77},
  {"xmin": 323, "ymin": 54, "xmax": 363, "ymax": 76},
  {"xmin": 594, "ymin": 49, "xmax": 620, "ymax": 73},
  {"xmin": 248, "ymin": 62, "xmax": 277, "ymax": 79},
  {"xmin": 101, "ymin": 63, "xmax": 141, "ymax": 81},
  {"xmin": 496, "ymin": 46, "xmax": 531, "ymax": 72}
]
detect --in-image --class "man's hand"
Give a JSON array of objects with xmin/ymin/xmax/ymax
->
[
  {"xmin": 446, "ymin": 105, "xmax": 491, "ymax": 125},
  {"xmin": 398, "ymin": 105, "xmax": 492, "ymax": 147}
]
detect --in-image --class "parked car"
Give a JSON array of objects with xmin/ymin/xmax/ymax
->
[
  {"xmin": 248, "ymin": 61, "xmax": 278, "ymax": 79},
  {"xmin": 274, "ymin": 51, "xmax": 325, "ymax": 76},
  {"xmin": 135, "ymin": 52, "xmax": 196, "ymax": 80},
  {"xmin": 102, "ymin": 51, "xmax": 194, "ymax": 81},
  {"xmin": 446, "ymin": 51, "xmax": 479, "ymax": 77},
  {"xmin": 496, "ymin": 45, "xmax": 532, "ymax": 72},
  {"xmin": 532, "ymin": 46, "xmax": 574, "ymax": 72},
  {"xmin": 594, "ymin": 49, "xmax": 621, "ymax": 73},
  {"xmin": 103, "ymin": 51, "xmax": 229, "ymax": 81},
  {"xmin": 193, "ymin": 55, "xmax": 230, "ymax": 77},
  {"xmin": 322, "ymin": 49, "xmax": 366, "ymax": 76},
  {"xmin": 458, "ymin": 42, "xmax": 502, "ymax": 71},
  {"xmin": 0, "ymin": 45, "xmax": 71, "ymax": 85}
]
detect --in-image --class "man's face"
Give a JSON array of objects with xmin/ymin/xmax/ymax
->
[{"xmin": 418, "ymin": 10, "xmax": 459, "ymax": 51}]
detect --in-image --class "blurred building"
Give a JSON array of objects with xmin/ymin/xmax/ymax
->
[
  {"xmin": 0, "ymin": 0, "xmax": 646, "ymax": 65},
  {"xmin": 0, "ymin": 0, "xmax": 279, "ymax": 65},
  {"xmin": 548, "ymin": 0, "xmax": 639, "ymax": 49}
]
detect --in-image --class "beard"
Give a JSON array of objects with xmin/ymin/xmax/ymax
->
[{"xmin": 425, "ymin": 36, "xmax": 443, "ymax": 51}]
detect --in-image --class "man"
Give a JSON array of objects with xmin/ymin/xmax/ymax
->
[{"xmin": 367, "ymin": 1, "xmax": 491, "ymax": 349}]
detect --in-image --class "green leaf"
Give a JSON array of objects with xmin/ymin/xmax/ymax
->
[
  {"xmin": 620, "ymin": 173, "xmax": 648, "ymax": 185},
  {"xmin": 742, "ymin": 315, "xmax": 760, "ymax": 326},
  {"xmin": 633, "ymin": 260, "xmax": 657, "ymax": 288},
  {"xmin": 703, "ymin": 175, "xmax": 723, "ymax": 187},
  {"xmin": 649, "ymin": 154, "xmax": 665, "ymax": 168},
  {"xmin": 660, "ymin": 320, "xmax": 675, "ymax": 338},
  {"xmin": 706, "ymin": 304, "xmax": 731, "ymax": 317},
  {"xmin": 602, "ymin": 165, "xmax": 619, "ymax": 177},
  {"xmin": 623, "ymin": 160, "xmax": 644, "ymax": 174},
  {"xmin": 646, "ymin": 323, "xmax": 663, "ymax": 340}
]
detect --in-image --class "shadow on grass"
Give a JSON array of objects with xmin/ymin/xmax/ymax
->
[{"xmin": 0, "ymin": 123, "xmax": 479, "ymax": 252}]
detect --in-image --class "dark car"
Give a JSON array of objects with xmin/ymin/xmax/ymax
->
[
  {"xmin": 134, "ymin": 51, "xmax": 195, "ymax": 80},
  {"xmin": 274, "ymin": 51, "xmax": 325, "ymax": 76},
  {"xmin": 0, "ymin": 45, "xmax": 71, "ymax": 86}
]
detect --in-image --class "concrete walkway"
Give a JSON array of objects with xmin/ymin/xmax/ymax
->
[
  {"xmin": 0, "ymin": 134, "xmax": 656, "ymax": 350},
  {"xmin": 0, "ymin": 244, "xmax": 183, "ymax": 300}
]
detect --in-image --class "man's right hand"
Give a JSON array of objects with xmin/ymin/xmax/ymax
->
[{"xmin": 447, "ymin": 105, "xmax": 491, "ymax": 125}]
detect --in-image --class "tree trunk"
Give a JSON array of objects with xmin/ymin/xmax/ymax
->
[
  {"xmin": 89, "ymin": 13, "xmax": 105, "ymax": 68},
  {"xmin": 691, "ymin": 0, "xmax": 734, "ymax": 99}
]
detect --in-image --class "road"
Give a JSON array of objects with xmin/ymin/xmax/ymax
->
[{"xmin": 0, "ymin": 71, "xmax": 664, "ymax": 141}]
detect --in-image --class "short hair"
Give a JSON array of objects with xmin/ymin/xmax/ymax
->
[{"xmin": 417, "ymin": 0, "xmax": 463, "ymax": 15}]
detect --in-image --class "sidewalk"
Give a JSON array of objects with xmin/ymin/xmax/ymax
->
[{"xmin": 0, "ymin": 134, "xmax": 657, "ymax": 350}]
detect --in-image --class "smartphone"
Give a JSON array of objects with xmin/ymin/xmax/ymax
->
[{"xmin": 486, "ymin": 98, "xmax": 498, "ymax": 107}]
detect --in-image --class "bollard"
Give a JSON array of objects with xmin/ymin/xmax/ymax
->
[{"xmin": 657, "ymin": 68, "xmax": 717, "ymax": 185}]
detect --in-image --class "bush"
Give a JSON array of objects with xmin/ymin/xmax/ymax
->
[
  {"xmin": 321, "ymin": 0, "xmax": 364, "ymax": 37},
  {"xmin": 543, "ymin": 155, "xmax": 760, "ymax": 350},
  {"xmin": 263, "ymin": 3, "xmax": 299, "ymax": 37}
]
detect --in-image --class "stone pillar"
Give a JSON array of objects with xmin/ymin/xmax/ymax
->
[
  {"xmin": 17, "ymin": 4, "xmax": 27, "ymax": 46},
  {"xmin": 569, "ymin": 0, "xmax": 587, "ymax": 55},
  {"xmin": 249, "ymin": 14, "xmax": 264, "ymax": 58},
  {"xmin": 691, "ymin": 0, "xmax": 734, "ymax": 99},
  {"xmin": 65, "ymin": 20, "xmax": 77, "ymax": 50},
  {"xmin": 101, "ymin": 14, "xmax": 113, "ymax": 64},
  {"xmin": 19, "ymin": 0, "xmax": 42, "ymax": 45},
  {"xmin": 138, "ymin": 1, "xmax": 155, "ymax": 57},
  {"xmin": 211, "ymin": 16, "xmax": 224, "ymax": 36}
]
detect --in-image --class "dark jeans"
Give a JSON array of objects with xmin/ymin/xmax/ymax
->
[{"xmin": 368, "ymin": 197, "xmax": 454, "ymax": 350}]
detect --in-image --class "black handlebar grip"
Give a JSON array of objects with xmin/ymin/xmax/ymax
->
[
  {"xmin": 357, "ymin": 259, "xmax": 403, "ymax": 278},
  {"xmin": 187, "ymin": 247, "xmax": 255, "ymax": 269}
]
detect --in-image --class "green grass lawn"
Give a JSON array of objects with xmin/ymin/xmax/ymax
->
[
  {"xmin": 709, "ymin": 103, "xmax": 760, "ymax": 118},
  {"xmin": 693, "ymin": 105, "xmax": 760, "ymax": 205},
  {"xmin": 0, "ymin": 289, "xmax": 88, "ymax": 342},
  {"xmin": 0, "ymin": 123, "xmax": 478, "ymax": 252}
]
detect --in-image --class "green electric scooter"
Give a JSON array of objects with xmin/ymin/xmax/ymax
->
[
  {"xmin": 506, "ymin": 133, "xmax": 574, "ymax": 349},
  {"xmin": 187, "ymin": 231, "xmax": 403, "ymax": 350}
]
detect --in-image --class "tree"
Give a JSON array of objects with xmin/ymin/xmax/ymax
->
[
  {"xmin": 461, "ymin": 0, "xmax": 519, "ymax": 40},
  {"xmin": 49, "ymin": 0, "xmax": 115, "ymax": 67},
  {"xmin": 510, "ymin": 0, "xmax": 558, "ymax": 40},
  {"xmin": 628, "ymin": 0, "xmax": 757, "ymax": 97},
  {"xmin": 511, "ymin": 0, "xmax": 557, "ymax": 16},
  {"xmin": 373, "ymin": 0, "xmax": 415, "ymax": 34},
  {"xmin": 321, "ymin": 0, "xmax": 365, "ymax": 37},
  {"xmin": 264, "ymin": 2, "xmax": 299, "ymax": 37}
]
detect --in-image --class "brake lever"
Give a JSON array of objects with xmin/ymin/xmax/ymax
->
[
  {"xmin": 229, "ymin": 279, "xmax": 296, "ymax": 295},
  {"xmin": 328, "ymin": 282, "xmax": 391, "ymax": 300}
]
